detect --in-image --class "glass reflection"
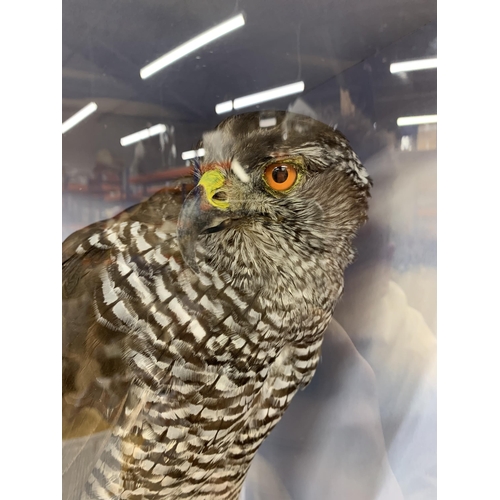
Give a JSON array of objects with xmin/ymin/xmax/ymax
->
[{"xmin": 63, "ymin": 1, "xmax": 436, "ymax": 497}]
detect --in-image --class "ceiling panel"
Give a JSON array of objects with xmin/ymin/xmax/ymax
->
[{"xmin": 62, "ymin": 0, "xmax": 437, "ymax": 123}]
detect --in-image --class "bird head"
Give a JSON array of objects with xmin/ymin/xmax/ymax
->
[{"xmin": 177, "ymin": 111, "xmax": 371, "ymax": 292}]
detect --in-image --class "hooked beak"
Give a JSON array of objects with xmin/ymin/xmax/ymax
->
[{"xmin": 177, "ymin": 170, "xmax": 231, "ymax": 272}]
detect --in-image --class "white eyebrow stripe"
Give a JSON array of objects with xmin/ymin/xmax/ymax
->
[{"xmin": 231, "ymin": 159, "xmax": 250, "ymax": 183}]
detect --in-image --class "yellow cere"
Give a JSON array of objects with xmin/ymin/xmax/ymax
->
[{"xmin": 198, "ymin": 170, "xmax": 229, "ymax": 210}]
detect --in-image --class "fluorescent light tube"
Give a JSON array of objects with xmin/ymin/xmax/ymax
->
[
  {"xmin": 140, "ymin": 14, "xmax": 245, "ymax": 79},
  {"xmin": 259, "ymin": 117, "xmax": 277, "ymax": 128},
  {"xmin": 215, "ymin": 101, "xmax": 233, "ymax": 114},
  {"xmin": 181, "ymin": 148, "xmax": 205, "ymax": 160},
  {"xmin": 390, "ymin": 58, "xmax": 437, "ymax": 73},
  {"xmin": 120, "ymin": 124, "xmax": 167, "ymax": 146},
  {"xmin": 397, "ymin": 115, "xmax": 437, "ymax": 126},
  {"xmin": 230, "ymin": 159, "xmax": 250, "ymax": 183},
  {"xmin": 232, "ymin": 81, "xmax": 305, "ymax": 110},
  {"xmin": 62, "ymin": 102, "xmax": 97, "ymax": 134}
]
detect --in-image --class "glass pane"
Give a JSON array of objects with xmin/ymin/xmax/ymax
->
[{"xmin": 63, "ymin": 2, "xmax": 436, "ymax": 499}]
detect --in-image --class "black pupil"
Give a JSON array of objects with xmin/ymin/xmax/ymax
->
[{"xmin": 272, "ymin": 166, "xmax": 288, "ymax": 183}]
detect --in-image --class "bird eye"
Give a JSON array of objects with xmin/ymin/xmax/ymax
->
[{"xmin": 264, "ymin": 163, "xmax": 298, "ymax": 191}]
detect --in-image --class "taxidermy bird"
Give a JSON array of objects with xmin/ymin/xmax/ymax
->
[{"xmin": 62, "ymin": 111, "xmax": 371, "ymax": 500}]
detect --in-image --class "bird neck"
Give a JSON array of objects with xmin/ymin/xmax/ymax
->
[{"xmin": 197, "ymin": 227, "xmax": 349, "ymax": 312}]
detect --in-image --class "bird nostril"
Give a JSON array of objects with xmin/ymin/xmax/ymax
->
[{"xmin": 212, "ymin": 190, "xmax": 228, "ymax": 202}]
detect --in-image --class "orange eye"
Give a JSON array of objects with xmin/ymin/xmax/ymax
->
[{"xmin": 264, "ymin": 164, "xmax": 298, "ymax": 191}]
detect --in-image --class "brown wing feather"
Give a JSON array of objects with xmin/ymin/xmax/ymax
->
[{"xmin": 62, "ymin": 188, "xmax": 183, "ymax": 439}]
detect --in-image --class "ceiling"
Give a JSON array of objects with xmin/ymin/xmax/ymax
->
[{"xmin": 62, "ymin": 0, "xmax": 437, "ymax": 127}]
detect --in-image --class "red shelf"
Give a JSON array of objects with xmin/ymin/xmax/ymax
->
[{"xmin": 129, "ymin": 166, "xmax": 193, "ymax": 185}]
